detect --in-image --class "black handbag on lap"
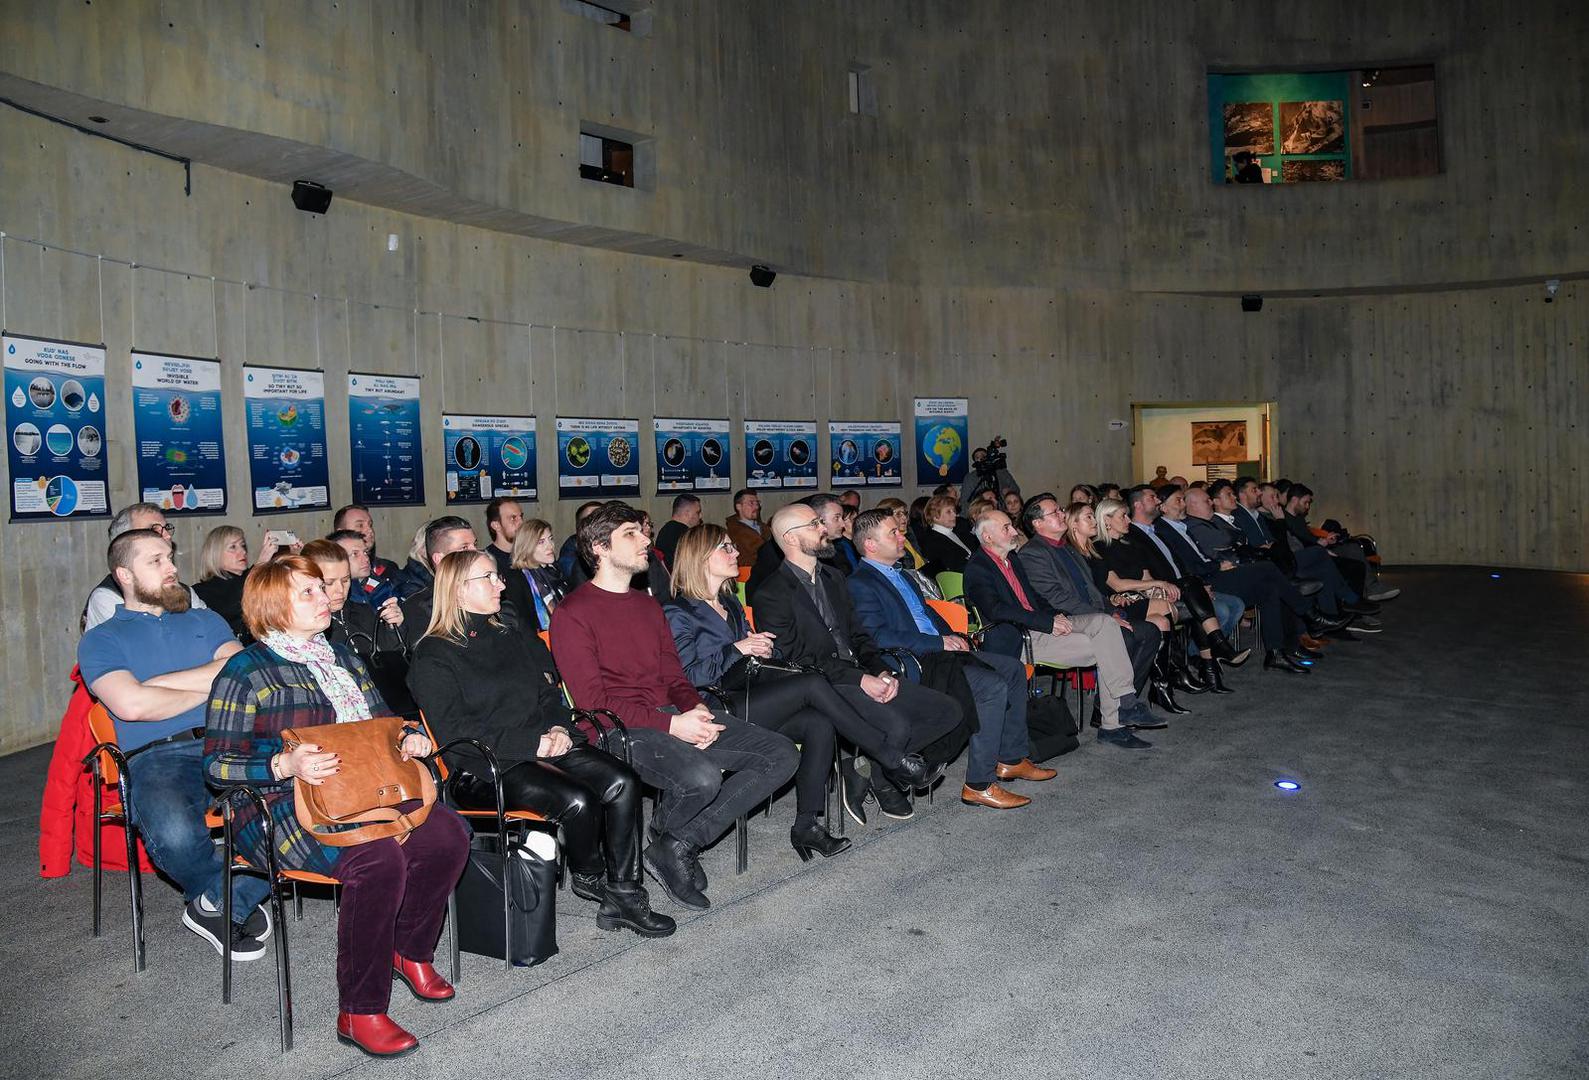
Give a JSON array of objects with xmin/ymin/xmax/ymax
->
[{"xmin": 452, "ymin": 833, "xmax": 559, "ymax": 967}]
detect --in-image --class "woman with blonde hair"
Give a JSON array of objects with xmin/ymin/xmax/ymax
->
[
  {"xmin": 194, "ymin": 525, "xmax": 288, "ymax": 641},
  {"xmin": 503, "ymin": 517, "xmax": 567, "ymax": 632},
  {"xmin": 406, "ymin": 549, "xmax": 673, "ymax": 938},
  {"xmin": 665, "ymin": 523, "xmax": 933, "ymax": 847}
]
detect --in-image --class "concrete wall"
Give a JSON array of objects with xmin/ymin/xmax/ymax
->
[{"xmin": 0, "ymin": 1, "xmax": 1585, "ymax": 752}]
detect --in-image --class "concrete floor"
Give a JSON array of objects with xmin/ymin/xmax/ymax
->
[{"xmin": 3, "ymin": 567, "xmax": 1586, "ymax": 1079}]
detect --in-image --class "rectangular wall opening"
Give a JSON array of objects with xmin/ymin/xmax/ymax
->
[{"xmin": 1131, "ymin": 401, "xmax": 1276, "ymax": 485}]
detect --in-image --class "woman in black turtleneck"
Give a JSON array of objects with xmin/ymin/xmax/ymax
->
[{"xmin": 406, "ymin": 549, "xmax": 673, "ymax": 938}]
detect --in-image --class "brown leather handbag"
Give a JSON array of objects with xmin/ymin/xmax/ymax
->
[{"xmin": 281, "ymin": 716, "xmax": 436, "ymax": 847}]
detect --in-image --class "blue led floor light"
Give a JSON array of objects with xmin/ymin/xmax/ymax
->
[{"xmin": 1274, "ymin": 780, "xmax": 1301, "ymax": 791}]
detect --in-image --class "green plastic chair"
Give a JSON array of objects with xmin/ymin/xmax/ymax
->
[{"xmin": 935, "ymin": 570, "xmax": 964, "ymax": 601}]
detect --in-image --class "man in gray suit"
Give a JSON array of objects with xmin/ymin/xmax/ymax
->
[{"xmin": 1014, "ymin": 494, "xmax": 1160, "ymax": 699}]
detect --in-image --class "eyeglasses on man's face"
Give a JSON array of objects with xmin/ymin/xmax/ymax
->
[{"xmin": 782, "ymin": 519, "xmax": 821, "ymax": 537}]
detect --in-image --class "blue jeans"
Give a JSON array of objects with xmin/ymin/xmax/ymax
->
[
  {"xmin": 962, "ymin": 651, "xmax": 1030, "ymax": 785},
  {"xmin": 125, "ymin": 740, "xmax": 272, "ymax": 923}
]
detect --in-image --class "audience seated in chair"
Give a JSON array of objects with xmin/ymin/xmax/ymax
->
[
  {"xmin": 848, "ymin": 509, "xmax": 1051, "ymax": 809},
  {"xmin": 333, "ymin": 504, "xmax": 407, "ymax": 592},
  {"xmin": 195, "ymin": 525, "xmax": 294, "ymax": 643},
  {"xmin": 82, "ymin": 503, "xmax": 210, "ymax": 632},
  {"xmin": 752, "ymin": 503, "xmax": 964, "ymax": 822},
  {"xmin": 549, "ymin": 503, "xmax": 798, "ymax": 912},
  {"xmin": 77, "ymin": 529, "xmax": 265, "ymax": 956},
  {"xmin": 482, "ymin": 496, "xmax": 525, "ymax": 579},
  {"xmin": 654, "ymin": 493, "xmax": 702, "ymax": 573},
  {"xmin": 503, "ymin": 517, "xmax": 569, "ymax": 634},
  {"xmin": 919, "ymin": 493, "xmax": 977, "ymax": 574},
  {"xmin": 407, "ymin": 549, "xmax": 673, "ymax": 938},
  {"xmin": 304, "ymin": 539, "xmax": 417, "ymax": 719},
  {"xmin": 724, "ymin": 489, "xmax": 768, "ymax": 570},
  {"xmin": 204, "ymin": 555, "xmax": 470, "ymax": 1059}
]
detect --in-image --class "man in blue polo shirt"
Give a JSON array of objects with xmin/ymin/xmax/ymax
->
[
  {"xmin": 77, "ymin": 528, "xmax": 271, "ymax": 959},
  {"xmin": 847, "ymin": 509, "xmax": 1054, "ymax": 810}
]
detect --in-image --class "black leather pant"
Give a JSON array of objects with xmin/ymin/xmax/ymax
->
[{"xmin": 453, "ymin": 746, "xmax": 641, "ymax": 884}]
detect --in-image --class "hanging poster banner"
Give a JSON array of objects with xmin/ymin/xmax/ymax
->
[
  {"xmin": 913, "ymin": 397, "xmax": 969, "ymax": 486},
  {"xmin": 443, "ymin": 414, "xmax": 537, "ymax": 503},
  {"xmin": 654, "ymin": 417, "xmax": 732, "ymax": 494},
  {"xmin": 556, "ymin": 416, "xmax": 640, "ymax": 499},
  {"xmin": 743, "ymin": 419, "xmax": 818, "ymax": 490},
  {"xmin": 4, "ymin": 333, "xmax": 109, "ymax": 521},
  {"xmin": 829, "ymin": 420, "xmax": 902, "ymax": 487},
  {"xmin": 347, "ymin": 372, "xmax": 424, "ymax": 506},
  {"xmin": 244, "ymin": 364, "xmax": 329, "ymax": 513},
  {"xmin": 132, "ymin": 350, "xmax": 227, "ymax": 515}
]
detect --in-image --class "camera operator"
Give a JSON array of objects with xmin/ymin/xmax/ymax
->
[{"xmin": 958, "ymin": 437, "xmax": 1022, "ymax": 513}]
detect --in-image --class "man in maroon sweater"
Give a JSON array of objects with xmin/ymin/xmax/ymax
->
[{"xmin": 551, "ymin": 502, "xmax": 798, "ymax": 911}]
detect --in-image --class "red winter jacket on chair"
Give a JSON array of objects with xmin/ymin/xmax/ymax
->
[{"xmin": 38, "ymin": 669, "xmax": 154, "ymax": 878}]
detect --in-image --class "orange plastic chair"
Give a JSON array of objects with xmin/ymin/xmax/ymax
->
[
  {"xmin": 83, "ymin": 703, "xmax": 148, "ymax": 972},
  {"xmin": 736, "ymin": 566, "xmax": 753, "ymax": 584}
]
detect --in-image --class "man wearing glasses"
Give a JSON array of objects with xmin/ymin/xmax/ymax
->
[{"xmin": 82, "ymin": 503, "xmax": 211, "ymax": 632}]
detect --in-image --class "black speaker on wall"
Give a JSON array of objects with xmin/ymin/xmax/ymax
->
[
  {"xmin": 1241, "ymin": 294, "xmax": 1263, "ymax": 312},
  {"xmin": 749, "ymin": 265, "xmax": 776, "ymax": 288},
  {"xmin": 291, "ymin": 180, "xmax": 333, "ymax": 214}
]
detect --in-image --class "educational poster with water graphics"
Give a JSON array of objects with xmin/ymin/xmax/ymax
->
[
  {"xmin": 132, "ymin": 351, "xmax": 227, "ymax": 515},
  {"xmin": 4, "ymin": 333, "xmax": 109, "ymax": 521},
  {"xmin": 243, "ymin": 364, "xmax": 329, "ymax": 513},
  {"xmin": 829, "ymin": 420, "xmax": 902, "ymax": 487},
  {"xmin": 347, "ymin": 373, "xmax": 424, "ymax": 506},
  {"xmin": 556, "ymin": 416, "xmax": 639, "ymax": 499},
  {"xmin": 443, "ymin": 414, "xmax": 537, "ymax": 503},
  {"xmin": 743, "ymin": 419, "xmax": 818, "ymax": 490},
  {"xmin": 654, "ymin": 417, "xmax": 732, "ymax": 494},
  {"xmin": 913, "ymin": 398, "xmax": 969, "ymax": 486}
]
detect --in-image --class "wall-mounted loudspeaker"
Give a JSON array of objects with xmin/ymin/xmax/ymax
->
[
  {"xmin": 291, "ymin": 180, "xmax": 333, "ymax": 214},
  {"xmin": 749, "ymin": 265, "xmax": 776, "ymax": 288},
  {"xmin": 1241, "ymin": 294, "xmax": 1263, "ymax": 312}
]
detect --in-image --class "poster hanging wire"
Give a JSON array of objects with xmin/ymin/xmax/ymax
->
[
  {"xmin": 129, "ymin": 264, "xmax": 138, "ymax": 349},
  {"xmin": 650, "ymin": 334, "xmax": 657, "ymax": 421},
  {"xmin": 313, "ymin": 294, "xmax": 322, "ymax": 371},
  {"xmin": 240, "ymin": 282, "xmax": 247, "ymax": 364},
  {"xmin": 550, "ymin": 326, "xmax": 559, "ymax": 413},
  {"xmin": 434, "ymin": 311, "xmax": 443, "ymax": 404},
  {"xmin": 210, "ymin": 277, "xmax": 219, "ymax": 359},
  {"xmin": 96, "ymin": 256, "xmax": 105, "ymax": 344},
  {"xmin": 0, "ymin": 233, "xmax": 7, "ymax": 330},
  {"xmin": 525, "ymin": 320, "xmax": 534, "ymax": 412},
  {"xmin": 343, "ymin": 298, "xmax": 352, "ymax": 372}
]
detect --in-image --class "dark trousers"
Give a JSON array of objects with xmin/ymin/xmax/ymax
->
[
  {"xmin": 832, "ymin": 678, "xmax": 962, "ymax": 765},
  {"xmin": 1203, "ymin": 563, "xmax": 1309, "ymax": 650},
  {"xmin": 961, "ymin": 650, "xmax": 1030, "ymax": 784},
  {"xmin": 1120, "ymin": 619, "xmax": 1162, "ymax": 694},
  {"xmin": 335, "ymin": 802, "xmax": 470, "ymax": 1014},
  {"xmin": 626, "ymin": 713, "xmax": 799, "ymax": 850},
  {"xmin": 1294, "ymin": 546, "xmax": 1358, "ymax": 612},
  {"xmin": 733, "ymin": 672, "xmax": 877, "ymax": 825},
  {"xmin": 453, "ymin": 747, "xmax": 642, "ymax": 884}
]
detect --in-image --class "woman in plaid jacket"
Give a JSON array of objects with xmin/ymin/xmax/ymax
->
[{"xmin": 204, "ymin": 555, "xmax": 469, "ymax": 1060}]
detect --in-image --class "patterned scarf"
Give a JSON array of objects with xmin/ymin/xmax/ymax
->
[{"xmin": 262, "ymin": 631, "xmax": 372, "ymax": 725}]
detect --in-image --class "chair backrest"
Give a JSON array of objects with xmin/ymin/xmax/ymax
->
[
  {"xmin": 418, "ymin": 713, "xmax": 449, "ymax": 782},
  {"xmin": 926, "ymin": 598, "xmax": 968, "ymax": 634},
  {"xmin": 744, "ymin": 605, "xmax": 755, "ymax": 632},
  {"xmin": 538, "ymin": 629, "xmax": 551, "ymax": 650},
  {"xmin": 85, "ymin": 703, "xmax": 122, "ymax": 786},
  {"xmin": 734, "ymin": 580, "xmax": 748, "ymax": 606},
  {"xmin": 936, "ymin": 570, "xmax": 964, "ymax": 600},
  {"xmin": 736, "ymin": 565, "xmax": 753, "ymax": 584}
]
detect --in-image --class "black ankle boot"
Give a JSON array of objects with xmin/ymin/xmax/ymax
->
[
  {"xmin": 1166, "ymin": 645, "xmax": 1209, "ymax": 694},
  {"xmin": 570, "ymin": 871, "xmax": 604, "ymax": 904},
  {"xmin": 597, "ymin": 882, "xmax": 677, "ymax": 937},
  {"xmin": 790, "ymin": 821, "xmax": 852, "ymax": 862},
  {"xmin": 642, "ymin": 834, "xmax": 710, "ymax": 910},
  {"xmin": 1198, "ymin": 657, "xmax": 1234, "ymax": 693},
  {"xmin": 1207, "ymin": 630, "xmax": 1252, "ymax": 666}
]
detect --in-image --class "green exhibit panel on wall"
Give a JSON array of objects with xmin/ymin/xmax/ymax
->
[{"xmin": 1209, "ymin": 70, "xmax": 1352, "ymax": 184}]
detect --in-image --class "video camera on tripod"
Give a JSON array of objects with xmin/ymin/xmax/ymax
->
[{"xmin": 973, "ymin": 436, "xmax": 1009, "ymax": 480}]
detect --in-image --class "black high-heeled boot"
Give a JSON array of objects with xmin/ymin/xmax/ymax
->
[
  {"xmin": 1166, "ymin": 636, "xmax": 1210, "ymax": 694},
  {"xmin": 1206, "ymin": 629, "xmax": 1253, "ymax": 667},
  {"xmin": 1148, "ymin": 677, "xmax": 1191, "ymax": 715},
  {"xmin": 790, "ymin": 821, "xmax": 852, "ymax": 862},
  {"xmin": 1198, "ymin": 656, "xmax": 1234, "ymax": 693}
]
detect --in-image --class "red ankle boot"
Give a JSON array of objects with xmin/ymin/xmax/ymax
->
[
  {"xmin": 336, "ymin": 1011, "xmax": 418, "ymax": 1057},
  {"xmin": 392, "ymin": 952, "xmax": 456, "ymax": 1001}
]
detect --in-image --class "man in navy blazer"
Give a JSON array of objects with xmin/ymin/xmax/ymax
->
[
  {"xmin": 848, "ymin": 510, "xmax": 1052, "ymax": 808},
  {"xmin": 964, "ymin": 511, "xmax": 1160, "ymax": 748}
]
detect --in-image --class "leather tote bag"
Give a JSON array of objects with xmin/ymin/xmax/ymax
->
[
  {"xmin": 281, "ymin": 716, "xmax": 436, "ymax": 847},
  {"xmin": 453, "ymin": 832, "xmax": 559, "ymax": 967}
]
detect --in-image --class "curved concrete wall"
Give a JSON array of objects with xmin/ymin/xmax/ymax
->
[{"xmin": 0, "ymin": 2, "xmax": 1584, "ymax": 751}]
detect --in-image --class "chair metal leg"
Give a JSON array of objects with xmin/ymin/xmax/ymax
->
[
  {"xmin": 447, "ymin": 892, "xmax": 461, "ymax": 985},
  {"xmin": 293, "ymin": 880, "xmax": 303, "ymax": 920},
  {"xmin": 272, "ymin": 882, "xmax": 294, "ymax": 1054},
  {"xmin": 735, "ymin": 815, "xmax": 748, "ymax": 874},
  {"xmin": 90, "ymin": 780, "xmax": 104, "ymax": 939},
  {"xmin": 830, "ymin": 746, "xmax": 843, "ymax": 837}
]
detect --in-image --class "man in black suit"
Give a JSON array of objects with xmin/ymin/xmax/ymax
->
[
  {"xmin": 753, "ymin": 502, "xmax": 962, "ymax": 820},
  {"xmin": 653, "ymin": 493, "xmax": 701, "ymax": 573},
  {"xmin": 964, "ymin": 511, "xmax": 1158, "ymax": 749},
  {"xmin": 1152, "ymin": 487, "xmax": 1347, "ymax": 673}
]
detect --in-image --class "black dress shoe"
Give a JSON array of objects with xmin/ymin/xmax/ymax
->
[
  {"xmin": 1326, "ymin": 626, "xmax": 1362, "ymax": 643},
  {"xmin": 643, "ymin": 834, "xmax": 710, "ymax": 910},
  {"xmin": 1122, "ymin": 701, "xmax": 1169, "ymax": 730},
  {"xmin": 1149, "ymin": 680, "xmax": 1192, "ymax": 715},
  {"xmin": 1304, "ymin": 611, "xmax": 1352, "ymax": 635},
  {"xmin": 1294, "ymin": 578, "xmax": 1324, "ymax": 597},
  {"xmin": 881, "ymin": 754, "xmax": 945, "ymax": 791},
  {"xmin": 1264, "ymin": 650, "xmax": 1311, "ymax": 674},
  {"xmin": 870, "ymin": 775, "xmax": 915, "ymax": 820},
  {"xmin": 1340, "ymin": 598, "xmax": 1381, "ymax": 616},
  {"xmin": 1196, "ymin": 657, "xmax": 1235, "ymax": 694},
  {"xmin": 838, "ymin": 759, "xmax": 869, "ymax": 826},
  {"xmin": 1097, "ymin": 727, "xmax": 1153, "ymax": 749},
  {"xmin": 1287, "ymin": 644, "xmax": 1323, "ymax": 661},
  {"xmin": 597, "ymin": 882, "xmax": 677, "ymax": 937},
  {"xmin": 790, "ymin": 822, "xmax": 852, "ymax": 862}
]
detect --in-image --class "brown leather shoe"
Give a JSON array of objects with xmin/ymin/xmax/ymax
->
[
  {"xmin": 995, "ymin": 758, "xmax": 1058, "ymax": 782},
  {"xmin": 960, "ymin": 783, "xmax": 1031, "ymax": 809},
  {"xmin": 1299, "ymin": 634, "xmax": 1328, "ymax": 650}
]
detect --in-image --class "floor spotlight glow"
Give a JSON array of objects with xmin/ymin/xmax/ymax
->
[
  {"xmin": 1491, "ymin": 573, "xmax": 1502, "ymax": 579},
  {"xmin": 1275, "ymin": 780, "xmax": 1301, "ymax": 791},
  {"xmin": 1299, "ymin": 659, "xmax": 1315, "ymax": 666}
]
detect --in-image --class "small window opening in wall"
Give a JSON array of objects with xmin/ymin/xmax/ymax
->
[
  {"xmin": 848, "ymin": 64, "xmax": 877, "ymax": 116},
  {"xmin": 580, "ymin": 131, "xmax": 635, "ymax": 187},
  {"xmin": 567, "ymin": 0, "xmax": 631, "ymax": 30}
]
